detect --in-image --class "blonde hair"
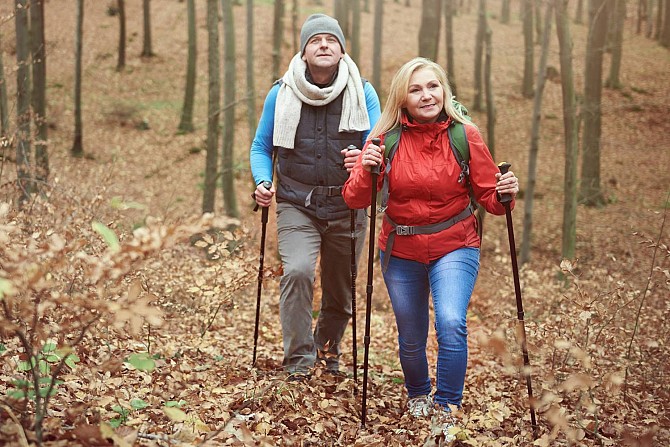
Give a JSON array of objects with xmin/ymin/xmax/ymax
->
[{"xmin": 369, "ymin": 57, "xmax": 470, "ymax": 140}]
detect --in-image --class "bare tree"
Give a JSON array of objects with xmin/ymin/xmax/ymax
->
[
  {"xmin": 473, "ymin": 0, "xmax": 486, "ymax": 111},
  {"xmin": 554, "ymin": 0, "xmax": 579, "ymax": 261},
  {"xmin": 580, "ymin": 0, "xmax": 609, "ymax": 206},
  {"xmin": 142, "ymin": 0, "xmax": 155, "ymax": 57},
  {"xmin": 605, "ymin": 0, "xmax": 626, "ymax": 88},
  {"xmin": 178, "ymin": 0, "xmax": 197, "ymax": 133},
  {"xmin": 521, "ymin": 0, "xmax": 534, "ymax": 97},
  {"xmin": 203, "ymin": 0, "xmax": 220, "ymax": 213},
  {"xmin": 444, "ymin": 0, "xmax": 458, "ymax": 97},
  {"xmin": 222, "ymin": 0, "xmax": 238, "ymax": 218},
  {"xmin": 272, "ymin": 0, "xmax": 285, "ymax": 82},
  {"xmin": 418, "ymin": 0, "xmax": 442, "ymax": 60},
  {"xmin": 71, "ymin": 0, "xmax": 85, "ymax": 158},
  {"xmin": 16, "ymin": 0, "xmax": 32, "ymax": 201},
  {"xmin": 351, "ymin": 0, "xmax": 362, "ymax": 64},
  {"xmin": 245, "ymin": 0, "xmax": 256, "ymax": 141},
  {"xmin": 661, "ymin": 0, "xmax": 670, "ymax": 46},
  {"xmin": 0, "ymin": 31, "xmax": 9, "ymax": 144},
  {"xmin": 501, "ymin": 0, "xmax": 511, "ymax": 24},
  {"xmin": 117, "ymin": 0, "xmax": 126, "ymax": 71},
  {"xmin": 372, "ymin": 0, "xmax": 383, "ymax": 91},
  {"xmin": 521, "ymin": 1, "xmax": 553, "ymax": 265},
  {"xmin": 31, "ymin": 0, "xmax": 49, "ymax": 184}
]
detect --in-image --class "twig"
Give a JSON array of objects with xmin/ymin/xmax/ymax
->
[
  {"xmin": 0, "ymin": 402, "xmax": 30, "ymax": 447},
  {"xmin": 624, "ymin": 189, "xmax": 669, "ymax": 399}
]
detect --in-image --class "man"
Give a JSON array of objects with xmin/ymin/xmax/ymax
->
[{"xmin": 250, "ymin": 13, "xmax": 381, "ymax": 380}]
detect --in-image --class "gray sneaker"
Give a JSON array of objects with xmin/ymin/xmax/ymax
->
[
  {"xmin": 431, "ymin": 407, "xmax": 457, "ymax": 443},
  {"xmin": 407, "ymin": 395, "xmax": 433, "ymax": 418}
]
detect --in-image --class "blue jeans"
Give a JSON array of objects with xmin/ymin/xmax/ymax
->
[{"xmin": 380, "ymin": 247, "xmax": 480, "ymax": 407}]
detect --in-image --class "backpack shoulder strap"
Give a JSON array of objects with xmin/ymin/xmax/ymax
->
[{"xmin": 379, "ymin": 126, "xmax": 402, "ymax": 212}]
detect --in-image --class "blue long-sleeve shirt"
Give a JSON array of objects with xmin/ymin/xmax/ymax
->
[{"xmin": 249, "ymin": 81, "xmax": 381, "ymax": 185}]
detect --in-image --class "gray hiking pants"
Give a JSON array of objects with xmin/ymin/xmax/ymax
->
[{"xmin": 276, "ymin": 202, "xmax": 367, "ymax": 373}]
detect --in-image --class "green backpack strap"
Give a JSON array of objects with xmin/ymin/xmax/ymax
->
[{"xmin": 379, "ymin": 126, "xmax": 402, "ymax": 212}]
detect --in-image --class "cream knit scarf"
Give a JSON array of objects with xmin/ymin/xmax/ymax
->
[{"xmin": 273, "ymin": 53, "xmax": 370, "ymax": 149}]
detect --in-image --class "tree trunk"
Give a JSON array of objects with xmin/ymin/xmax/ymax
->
[
  {"xmin": 0, "ymin": 31, "xmax": 9, "ymax": 143},
  {"xmin": 178, "ymin": 0, "xmax": 197, "ymax": 133},
  {"xmin": 117, "ymin": 0, "xmax": 126, "ymax": 71},
  {"xmin": 418, "ymin": 0, "xmax": 442, "ymax": 61},
  {"xmin": 16, "ymin": 0, "xmax": 32, "ymax": 203},
  {"xmin": 605, "ymin": 0, "xmax": 626, "ymax": 88},
  {"xmin": 202, "ymin": 0, "xmax": 220, "ymax": 213},
  {"xmin": 222, "ymin": 0, "xmax": 238, "ymax": 218},
  {"xmin": 245, "ymin": 0, "xmax": 256, "ymax": 142},
  {"xmin": 473, "ymin": 0, "xmax": 486, "ymax": 111},
  {"xmin": 444, "ymin": 0, "xmax": 457, "ymax": 97},
  {"xmin": 522, "ymin": 0, "xmax": 534, "ymax": 97},
  {"xmin": 291, "ymin": 0, "xmax": 299, "ymax": 55},
  {"xmin": 501, "ymin": 0, "xmax": 510, "ymax": 24},
  {"xmin": 580, "ymin": 0, "xmax": 609, "ymax": 206},
  {"xmin": 30, "ymin": 0, "xmax": 49, "ymax": 184},
  {"xmin": 521, "ymin": 2, "xmax": 553, "ymax": 266},
  {"xmin": 71, "ymin": 0, "xmax": 84, "ymax": 158},
  {"xmin": 654, "ymin": 0, "xmax": 663, "ymax": 40},
  {"xmin": 554, "ymin": 0, "xmax": 578, "ymax": 262},
  {"xmin": 351, "ymin": 0, "xmax": 361, "ymax": 64},
  {"xmin": 272, "ymin": 0, "xmax": 285, "ymax": 82},
  {"xmin": 372, "ymin": 0, "xmax": 383, "ymax": 91},
  {"xmin": 142, "ymin": 0, "xmax": 154, "ymax": 57},
  {"xmin": 661, "ymin": 0, "xmax": 670, "ymax": 46},
  {"xmin": 575, "ymin": 0, "xmax": 584, "ymax": 24},
  {"xmin": 535, "ymin": 0, "xmax": 543, "ymax": 43}
]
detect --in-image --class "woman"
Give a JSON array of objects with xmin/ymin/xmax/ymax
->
[{"xmin": 342, "ymin": 58, "xmax": 519, "ymax": 436}]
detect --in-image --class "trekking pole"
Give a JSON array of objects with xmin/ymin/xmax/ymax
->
[
  {"xmin": 498, "ymin": 162, "xmax": 539, "ymax": 439},
  {"xmin": 252, "ymin": 180, "xmax": 273, "ymax": 367},
  {"xmin": 346, "ymin": 145, "xmax": 359, "ymax": 394},
  {"xmin": 361, "ymin": 138, "xmax": 381, "ymax": 427}
]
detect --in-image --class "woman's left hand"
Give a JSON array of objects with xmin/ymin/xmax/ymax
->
[{"xmin": 495, "ymin": 171, "xmax": 519, "ymax": 199}]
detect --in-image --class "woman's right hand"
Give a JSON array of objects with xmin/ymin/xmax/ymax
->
[{"xmin": 361, "ymin": 141, "xmax": 384, "ymax": 173}]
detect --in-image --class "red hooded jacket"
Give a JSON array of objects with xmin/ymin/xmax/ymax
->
[{"xmin": 342, "ymin": 115, "xmax": 514, "ymax": 264}]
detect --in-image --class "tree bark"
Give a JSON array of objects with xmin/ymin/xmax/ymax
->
[
  {"xmin": 142, "ymin": 0, "xmax": 154, "ymax": 57},
  {"xmin": 0, "ymin": 31, "xmax": 9, "ymax": 143},
  {"xmin": 16, "ymin": 0, "xmax": 32, "ymax": 202},
  {"xmin": 661, "ymin": 0, "xmax": 670, "ymax": 46},
  {"xmin": 501, "ymin": 0, "xmax": 510, "ymax": 24},
  {"xmin": 580, "ymin": 0, "xmax": 609, "ymax": 206},
  {"xmin": 31, "ymin": 0, "xmax": 49, "ymax": 184},
  {"xmin": 202, "ymin": 0, "xmax": 220, "ymax": 213},
  {"xmin": 575, "ymin": 0, "xmax": 584, "ymax": 24},
  {"xmin": 272, "ymin": 0, "xmax": 285, "ymax": 83},
  {"xmin": 245, "ymin": 0, "xmax": 256, "ymax": 142},
  {"xmin": 554, "ymin": 0, "xmax": 578, "ymax": 261},
  {"xmin": 521, "ymin": 2, "xmax": 553, "ymax": 266},
  {"xmin": 444, "ymin": 0, "xmax": 457, "ymax": 97},
  {"xmin": 178, "ymin": 0, "xmax": 197, "ymax": 133},
  {"xmin": 117, "ymin": 0, "xmax": 126, "ymax": 71},
  {"xmin": 372, "ymin": 0, "xmax": 383, "ymax": 91},
  {"xmin": 522, "ymin": 0, "xmax": 534, "ymax": 97},
  {"xmin": 222, "ymin": 0, "xmax": 239, "ymax": 218},
  {"xmin": 418, "ymin": 0, "xmax": 442, "ymax": 61},
  {"xmin": 71, "ymin": 0, "xmax": 84, "ymax": 158},
  {"xmin": 605, "ymin": 0, "xmax": 626, "ymax": 88},
  {"xmin": 351, "ymin": 0, "xmax": 362, "ymax": 64},
  {"xmin": 473, "ymin": 0, "xmax": 486, "ymax": 111}
]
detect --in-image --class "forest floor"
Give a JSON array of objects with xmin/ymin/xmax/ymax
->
[{"xmin": 0, "ymin": 1, "xmax": 669, "ymax": 446}]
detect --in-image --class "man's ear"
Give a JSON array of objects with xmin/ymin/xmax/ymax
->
[{"xmin": 302, "ymin": 54, "xmax": 307, "ymax": 62}]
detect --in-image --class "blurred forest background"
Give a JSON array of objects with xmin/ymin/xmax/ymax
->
[{"xmin": 0, "ymin": 0, "xmax": 668, "ymax": 446}]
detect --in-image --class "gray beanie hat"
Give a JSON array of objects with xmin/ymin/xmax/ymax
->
[{"xmin": 300, "ymin": 14, "xmax": 346, "ymax": 55}]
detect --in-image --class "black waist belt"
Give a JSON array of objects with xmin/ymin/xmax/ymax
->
[
  {"xmin": 382, "ymin": 205, "xmax": 474, "ymax": 272},
  {"xmin": 278, "ymin": 166, "xmax": 343, "ymax": 207}
]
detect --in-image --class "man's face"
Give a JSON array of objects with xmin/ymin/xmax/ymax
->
[{"xmin": 302, "ymin": 33, "xmax": 343, "ymax": 70}]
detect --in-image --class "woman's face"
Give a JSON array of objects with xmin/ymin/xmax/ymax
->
[{"xmin": 404, "ymin": 68, "xmax": 444, "ymax": 124}]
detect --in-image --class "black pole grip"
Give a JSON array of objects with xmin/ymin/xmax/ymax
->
[
  {"xmin": 370, "ymin": 138, "xmax": 381, "ymax": 175},
  {"xmin": 253, "ymin": 180, "xmax": 273, "ymax": 212},
  {"xmin": 497, "ymin": 162, "xmax": 513, "ymax": 204}
]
